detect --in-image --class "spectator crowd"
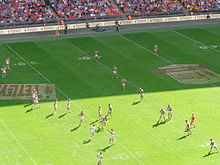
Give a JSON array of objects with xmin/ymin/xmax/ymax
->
[
  {"xmin": 179, "ymin": 0, "xmax": 220, "ymax": 11},
  {"xmin": 117, "ymin": 0, "xmax": 184, "ymax": 15},
  {"xmin": 0, "ymin": 0, "xmax": 55, "ymax": 24},
  {"xmin": 0, "ymin": 0, "xmax": 220, "ymax": 25},
  {"xmin": 49, "ymin": 0, "xmax": 120, "ymax": 19}
]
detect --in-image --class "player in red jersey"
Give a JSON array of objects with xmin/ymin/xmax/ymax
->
[
  {"xmin": 190, "ymin": 113, "xmax": 196, "ymax": 128},
  {"xmin": 54, "ymin": 29, "xmax": 59, "ymax": 40}
]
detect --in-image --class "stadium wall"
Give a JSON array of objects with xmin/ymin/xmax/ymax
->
[{"xmin": 1, "ymin": 14, "xmax": 220, "ymax": 35}]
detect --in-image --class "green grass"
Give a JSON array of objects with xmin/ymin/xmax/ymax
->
[{"xmin": 1, "ymin": 24, "xmax": 220, "ymax": 165}]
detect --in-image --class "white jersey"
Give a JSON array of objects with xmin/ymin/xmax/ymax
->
[
  {"xmin": 186, "ymin": 121, "xmax": 191, "ymax": 128},
  {"xmin": 211, "ymin": 140, "xmax": 216, "ymax": 147},
  {"xmin": 109, "ymin": 132, "xmax": 115, "ymax": 139},
  {"xmin": 90, "ymin": 126, "xmax": 96, "ymax": 133},
  {"xmin": 160, "ymin": 109, "xmax": 165, "ymax": 116},
  {"xmin": 79, "ymin": 115, "xmax": 84, "ymax": 120},
  {"xmin": 66, "ymin": 101, "xmax": 70, "ymax": 108},
  {"xmin": 167, "ymin": 105, "xmax": 172, "ymax": 114},
  {"xmin": 1, "ymin": 68, "xmax": 6, "ymax": 74},
  {"xmin": 108, "ymin": 105, "xmax": 113, "ymax": 113},
  {"xmin": 34, "ymin": 97, "xmax": 39, "ymax": 104},
  {"xmin": 95, "ymin": 53, "xmax": 99, "ymax": 57},
  {"xmin": 6, "ymin": 59, "xmax": 10, "ymax": 65},
  {"xmin": 97, "ymin": 153, "xmax": 103, "ymax": 161},
  {"xmin": 98, "ymin": 110, "xmax": 102, "ymax": 116},
  {"xmin": 32, "ymin": 93, "xmax": 37, "ymax": 99},
  {"xmin": 113, "ymin": 67, "xmax": 118, "ymax": 73}
]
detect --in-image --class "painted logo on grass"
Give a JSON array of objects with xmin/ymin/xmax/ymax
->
[
  {"xmin": 0, "ymin": 84, "xmax": 56, "ymax": 100},
  {"xmin": 155, "ymin": 64, "xmax": 220, "ymax": 84}
]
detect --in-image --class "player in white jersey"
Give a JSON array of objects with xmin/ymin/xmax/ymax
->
[
  {"xmin": 153, "ymin": 44, "xmax": 158, "ymax": 56},
  {"xmin": 185, "ymin": 120, "xmax": 192, "ymax": 135},
  {"xmin": 121, "ymin": 78, "xmax": 127, "ymax": 91},
  {"xmin": 90, "ymin": 124, "xmax": 96, "ymax": 139},
  {"xmin": 32, "ymin": 89, "xmax": 38, "ymax": 100},
  {"xmin": 108, "ymin": 129, "xmax": 115, "ymax": 144},
  {"xmin": 78, "ymin": 111, "xmax": 84, "ymax": 126},
  {"xmin": 97, "ymin": 152, "xmax": 103, "ymax": 165},
  {"xmin": 112, "ymin": 65, "xmax": 118, "ymax": 78},
  {"xmin": 1, "ymin": 66, "xmax": 7, "ymax": 78},
  {"xmin": 53, "ymin": 99, "xmax": 58, "ymax": 114},
  {"xmin": 94, "ymin": 50, "xmax": 100, "ymax": 62},
  {"xmin": 167, "ymin": 104, "xmax": 173, "ymax": 119},
  {"xmin": 98, "ymin": 105, "xmax": 102, "ymax": 119},
  {"xmin": 107, "ymin": 104, "xmax": 113, "ymax": 116},
  {"xmin": 5, "ymin": 57, "xmax": 10, "ymax": 70},
  {"xmin": 66, "ymin": 99, "xmax": 71, "ymax": 113},
  {"xmin": 101, "ymin": 115, "xmax": 108, "ymax": 128},
  {"xmin": 158, "ymin": 108, "xmax": 166, "ymax": 123},
  {"xmin": 32, "ymin": 96, "xmax": 40, "ymax": 110},
  {"xmin": 139, "ymin": 88, "xmax": 144, "ymax": 100},
  {"xmin": 209, "ymin": 139, "xmax": 219, "ymax": 153}
]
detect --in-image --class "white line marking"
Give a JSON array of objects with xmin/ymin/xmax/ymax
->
[
  {"xmin": 172, "ymin": 30, "xmax": 220, "ymax": 54},
  {"xmin": 5, "ymin": 44, "xmax": 69, "ymax": 99},
  {"xmin": 172, "ymin": 30, "xmax": 219, "ymax": 89},
  {"xmin": 120, "ymin": 34, "xmax": 172, "ymax": 64},
  {"xmin": 0, "ymin": 119, "xmax": 37, "ymax": 165},
  {"xmin": 6, "ymin": 43, "xmax": 145, "ymax": 165},
  {"xmin": 117, "ymin": 142, "xmax": 144, "ymax": 165},
  {"xmin": 120, "ymin": 32, "xmax": 219, "ymax": 139},
  {"xmin": 64, "ymin": 39, "xmax": 141, "ymax": 89}
]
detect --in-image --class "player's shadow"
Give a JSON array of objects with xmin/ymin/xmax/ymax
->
[
  {"xmin": 132, "ymin": 101, "xmax": 141, "ymax": 105},
  {"xmin": 45, "ymin": 113, "xmax": 54, "ymax": 119},
  {"xmin": 152, "ymin": 120, "xmax": 167, "ymax": 128},
  {"xmin": 95, "ymin": 127, "xmax": 104, "ymax": 133},
  {"xmin": 98, "ymin": 144, "xmax": 113, "ymax": 152},
  {"xmin": 58, "ymin": 113, "xmax": 67, "ymax": 119},
  {"xmin": 70, "ymin": 125, "xmax": 80, "ymax": 132},
  {"xmin": 24, "ymin": 103, "xmax": 32, "ymax": 107},
  {"xmin": 203, "ymin": 151, "xmax": 218, "ymax": 157},
  {"xmin": 90, "ymin": 119, "xmax": 99, "ymax": 125},
  {"xmin": 177, "ymin": 134, "xmax": 190, "ymax": 140},
  {"xmin": 25, "ymin": 108, "xmax": 34, "ymax": 113},
  {"xmin": 83, "ymin": 139, "xmax": 91, "ymax": 144}
]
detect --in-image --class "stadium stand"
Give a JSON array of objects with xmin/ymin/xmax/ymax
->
[
  {"xmin": 1, "ymin": 0, "xmax": 220, "ymax": 27},
  {"xmin": 180, "ymin": 0, "xmax": 220, "ymax": 12},
  {"xmin": 0, "ymin": 0, "xmax": 55, "ymax": 25},
  {"xmin": 116, "ymin": 0, "xmax": 184, "ymax": 16},
  {"xmin": 48, "ymin": 0, "xmax": 121, "ymax": 20}
]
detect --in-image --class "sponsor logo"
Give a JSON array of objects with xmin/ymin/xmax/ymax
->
[
  {"xmin": 155, "ymin": 64, "xmax": 220, "ymax": 84},
  {"xmin": 0, "ymin": 84, "xmax": 56, "ymax": 100}
]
